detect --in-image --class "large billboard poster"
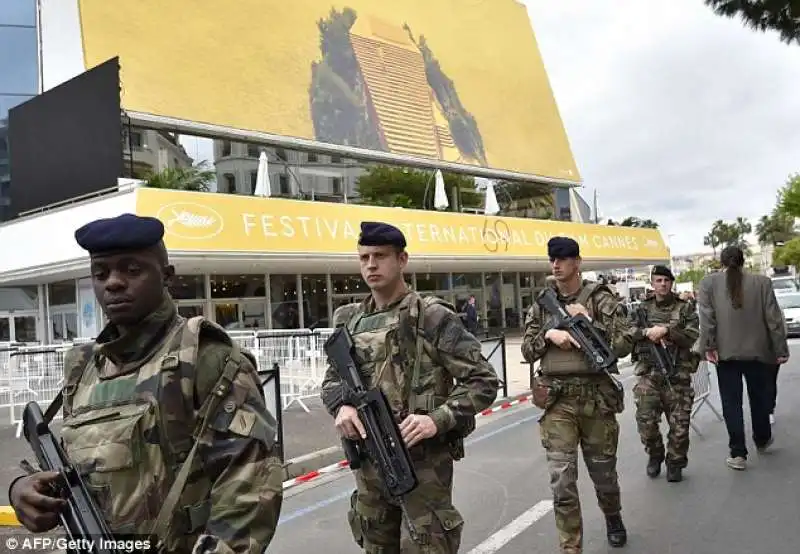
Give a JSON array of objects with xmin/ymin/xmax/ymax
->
[{"xmin": 71, "ymin": 0, "xmax": 581, "ymax": 183}]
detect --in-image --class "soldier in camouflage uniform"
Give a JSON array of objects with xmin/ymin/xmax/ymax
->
[
  {"xmin": 8, "ymin": 214, "xmax": 283, "ymax": 553},
  {"xmin": 321, "ymin": 221, "xmax": 499, "ymax": 554},
  {"xmin": 631, "ymin": 265, "xmax": 700, "ymax": 483},
  {"xmin": 522, "ymin": 237, "xmax": 634, "ymax": 554}
]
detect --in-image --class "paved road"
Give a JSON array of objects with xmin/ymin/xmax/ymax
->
[{"xmin": 269, "ymin": 344, "xmax": 800, "ymax": 554}]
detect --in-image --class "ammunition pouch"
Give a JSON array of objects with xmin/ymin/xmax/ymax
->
[
  {"xmin": 598, "ymin": 382, "xmax": 625, "ymax": 414},
  {"xmin": 531, "ymin": 374, "xmax": 560, "ymax": 412}
]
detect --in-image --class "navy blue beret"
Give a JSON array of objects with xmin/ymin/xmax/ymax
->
[
  {"xmin": 74, "ymin": 213, "xmax": 165, "ymax": 254},
  {"xmin": 358, "ymin": 221, "xmax": 407, "ymax": 248},
  {"xmin": 651, "ymin": 265, "xmax": 675, "ymax": 281},
  {"xmin": 547, "ymin": 236, "xmax": 580, "ymax": 259}
]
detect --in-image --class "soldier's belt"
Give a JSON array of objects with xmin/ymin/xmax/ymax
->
[{"xmin": 556, "ymin": 382, "xmax": 601, "ymax": 397}]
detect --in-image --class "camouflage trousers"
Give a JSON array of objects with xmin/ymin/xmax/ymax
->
[
  {"xmin": 538, "ymin": 384, "xmax": 623, "ymax": 554},
  {"xmin": 633, "ymin": 372, "xmax": 694, "ymax": 468},
  {"xmin": 346, "ymin": 443, "xmax": 463, "ymax": 554}
]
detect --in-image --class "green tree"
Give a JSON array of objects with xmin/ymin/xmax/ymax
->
[
  {"xmin": 755, "ymin": 210, "xmax": 797, "ymax": 246},
  {"xmin": 704, "ymin": 1, "xmax": 800, "ymax": 46},
  {"xmin": 144, "ymin": 161, "xmax": 215, "ymax": 192},
  {"xmin": 676, "ymin": 268, "xmax": 707, "ymax": 286},
  {"xmin": 777, "ymin": 173, "xmax": 800, "ymax": 217},
  {"xmin": 606, "ymin": 216, "xmax": 659, "ymax": 228},
  {"xmin": 355, "ymin": 165, "xmax": 481, "ymax": 209},
  {"xmin": 774, "ymin": 236, "xmax": 800, "ymax": 269}
]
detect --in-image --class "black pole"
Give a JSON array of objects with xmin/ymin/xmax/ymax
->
[{"xmin": 272, "ymin": 362, "xmax": 285, "ymax": 463}]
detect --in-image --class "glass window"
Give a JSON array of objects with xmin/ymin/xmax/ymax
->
[
  {"xmin": 301, "ymin": 274, "xmax": 329, "ymax": 328},
  {"xmin": 0, "ymin": 285, "xmax": 38, "ymax": 311},
  {"xmin": 178, "ymin": 305, "xmax": 204, "ymax": 319},
  {"xmin": 214, "ymin": 302, "xmax": 238, "ymax": 329},
  {"xmin": 0, "ymin": 26, "xmax": 38, "ymax": 95},
  {"xmin": 502, "ymin": 272, "xmax": 521, "ymax": 328},
  {"xmin": 452, "ymin": 272, "xmax": 482, "ymax": 314},
  {"xmin": 0, "ymin": 318, "xmax": 9, "ymax": 341},
  {"xmin": 13, "ymin": 315, "xmax": 36, "ymax": 343},
  {"xmin": 0, "ymin": 0, "xmax": 36, "ymax": 26},
  {"xmin": 210, "ymin": 274, "xmax": 265, "ymax": 299},
  {"xmin": 48, "ymin": 280, "xmax": 76, "ymax": 307},
  {"xmin": 331, "ymin": 274, "xmax": 368, "ymax": 295},
  {"xmin": 170, "ymin": 274, "xmax": 205, "ymax": 300},
  {"xmin": 270, "ymin": 274, "xmax": 299, "ymax": 329},
  {"xmin": 484, "ymin": 273, "xmax": 503, "ymax": 330},
  {"xmin": 241, "ymin": 300, "xmax": 266, "ymax": 329},
  {"xmin": 415, "ymin": 273, "xmax": 450, "ymax": 292}
]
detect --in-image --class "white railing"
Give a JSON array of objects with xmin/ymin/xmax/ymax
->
[
  {"xmin": 690, "ymin": 361, "xmax": 724, "ymax": 436},
  {"xmin": 0, "ymin": 329, "xmax": 335, "ymax": 434}
]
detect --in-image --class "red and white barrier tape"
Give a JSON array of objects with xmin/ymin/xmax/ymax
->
[{"xmin": 282, "ymin": 393, "xmax": 535, "ymax": 490}]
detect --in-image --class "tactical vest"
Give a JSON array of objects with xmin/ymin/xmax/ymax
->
[
  {"xmin": 345, "ymin": 293, "xmax": 457, "ymax": 420},
  {"xmin": 539, "ymin": 282, "xmax": 607, "ymax": 377},
  {"xmin": 634, "ymin": 295, "xmax": 689, "ymax": 372},
  {"xmin": 58, "ymin": 316, "xmax": 260, "ymax": 553}
]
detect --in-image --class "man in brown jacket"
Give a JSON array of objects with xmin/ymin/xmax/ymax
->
[{"xmin": 697, "ymin": 245, "xmax": 789, "ymax": 471}]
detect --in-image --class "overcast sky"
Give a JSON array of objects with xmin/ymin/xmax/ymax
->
[
  {"xmin": 522, "ymin": 0, "xmax": 800, "ymax": 255},
  {"xmin": 179, "ymin": 0, "xmax": 800, "ymax": 256}
]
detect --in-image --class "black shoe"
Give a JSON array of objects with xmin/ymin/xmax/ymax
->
[
  {"xmin": 606, "ymin": 514, "xmax": 627, "ymax": 548},
  {"xmin": 666, "ymin": 465, "xmax": 683, "ymax": 482},
  {"xmin": 646, "ymin": 458, "xmax": 662, "ymax": 478}
]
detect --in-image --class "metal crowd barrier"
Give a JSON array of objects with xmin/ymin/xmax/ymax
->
[
  {"xmin": 6, "ymin": 345, "xmax": 71, "ymax": 436},
  {"xmin": 690, "ymin": 361, "xmax": 724, "ymax": 436},
  {"xmin": 0, "ymin": 329, "xmax": 336, "ymax": 433},
  {"xmin": 480, "ymin": 335, "xmax": 509, "ymax": 399}
]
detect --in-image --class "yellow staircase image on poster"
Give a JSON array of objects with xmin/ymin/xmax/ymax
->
[{"xmin": 349, "ymin": 16, "xmax": 468, "ymax": 164}]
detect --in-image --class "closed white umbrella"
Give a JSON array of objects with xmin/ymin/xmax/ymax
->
[
  {"xmin": 254, "ymin": 151, "xmax": 271, "ymax": 197},
  {"xmin": 433, "ymin": 169, "xmax": 449, "ymax": 210},
  {"xmin": 484, "ymin": 180, "xmax": 500, "ymax": 215}
]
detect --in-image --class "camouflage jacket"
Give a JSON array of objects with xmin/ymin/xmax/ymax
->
[
  {"xmin": 58, "ymin": 306, "xmax": 283, "ymax": 554},
  {"xmin": 631, "ymin": 292, "xmax": 700, "ymax": 376},
  {"xmin": 522, "ymin": 280, "xmax": 635, "ymax": 374},
  {"xmin": 320, "ymin": 287, "xmax": 499, "ymax": 441}
]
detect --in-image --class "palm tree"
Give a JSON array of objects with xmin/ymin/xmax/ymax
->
[
  {"xmin": 144, "ymin": 161, "xmax": 216, "ymax": 192},
  {"xmin": 704, "ymin": 1, "xmax": 800, "ymax": 45}
]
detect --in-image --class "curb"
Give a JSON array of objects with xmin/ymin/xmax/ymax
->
[
  {"xmin": 0, "ymin": 392, "xmax": 536, "ymax": 528},
  {"xmin": 0, "ymin": 506, "xmax": 18, "ymax": 526}
]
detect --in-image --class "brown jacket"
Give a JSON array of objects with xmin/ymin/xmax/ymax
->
[{"xmin": 697, "ymin": 270, "xmax": 788, "ymax": 364}]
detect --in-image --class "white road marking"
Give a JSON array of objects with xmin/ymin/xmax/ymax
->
[{"xmin": 466, "ymin": 500, "xmax": 554, "ymax": 554}]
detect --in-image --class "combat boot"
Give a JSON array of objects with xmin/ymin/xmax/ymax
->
[
  {"xmin": 606, "ymin": 514, "xmax": 627, "ymax": 547},
  {"xmin": 666, "ymin": 465, "xmax": 683, "ymax": 482},
  {"xmin": 646, "ymin": 457, "xmax": 662, "ymax": 478}
]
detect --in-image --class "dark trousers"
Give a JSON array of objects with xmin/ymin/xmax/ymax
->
[
  {"xmin": 716, "ymin": 360, "xmax": 772, "ymax": 459},
  {"xmin": 766, "ymin": 364, "xmax": 780, "ymax": 415}
]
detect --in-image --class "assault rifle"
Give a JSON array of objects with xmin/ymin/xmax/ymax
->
[
  {"xmin": 324, "ymin": 327, "xmax": 421, "ymax": 539},
  {"xmin": 632, "ymin": 307, "xmax": 678, "ymax": 380},
  {"xmin": 537, "ymin": 288, "xmax": 624, "ymax": 393},
  {"xmin": 21, "ymin": 401, "xmax": 126, "ymax": 554}
]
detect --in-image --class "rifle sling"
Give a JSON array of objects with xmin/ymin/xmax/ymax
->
[{"xmin": 405, "ymin": 297, "xmax": 426, "ymax": 415}]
